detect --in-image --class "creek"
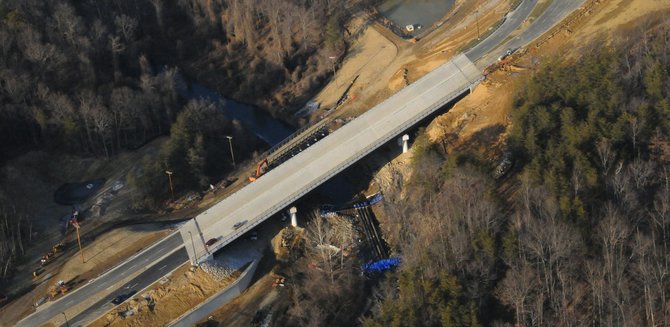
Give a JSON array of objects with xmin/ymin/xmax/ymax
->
[{"xmin": 177, "ymin": 77, "xmax": 295, "ymax": 146}]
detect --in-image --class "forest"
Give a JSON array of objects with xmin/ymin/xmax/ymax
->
[
  {"xmin": 0, "ymin": 0, "xmax": 365, "ymax": 283},
  {"xmin": 0, "ymin": 0, "xmax": 370, "ymax": 161},
  {"xmin": 346, "ymin": 20, "xmax": 670, "ymax": 327}
]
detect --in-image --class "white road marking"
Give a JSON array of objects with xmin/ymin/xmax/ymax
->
[{"xmin": 158, "ymin": 265, "xmax": 167, "ymax": 270}]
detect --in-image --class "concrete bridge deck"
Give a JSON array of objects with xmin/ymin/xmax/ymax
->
[{"xmin": 180, "ymin": 53, "xmax": 482, "ymax": 263}]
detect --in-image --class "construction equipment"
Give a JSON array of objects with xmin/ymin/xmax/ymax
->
[
  {"xmin": 248, "ymin": 158, "xmax": 269, "ymax": 182},
  {"xmin": 48, "ymin": 281, "xmax": 70, "ymax": 299},
  {"xmin": 483, "ymin": 47, "xmax": 529, "ymax": 76}
]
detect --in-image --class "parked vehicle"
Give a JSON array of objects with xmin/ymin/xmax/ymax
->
[{"xmin": 205, "ymin": 238, "xmax": 218, "ymax": 247}]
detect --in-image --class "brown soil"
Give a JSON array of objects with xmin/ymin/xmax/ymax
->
[
  {"xmin": 426, "ymin": 0, "xmax": 670, "ymax": 160},
  {"xmin": 1, "ymin": 225, "xmax": 171, "ymax": 327},
  {"xmin": 8, "ymin": 1, "xmax": 670, "ymax": 325},
  {"xmin": 89, "ymin": 264, "xmax": 240, "ymax": 327},
  {"xmin": 0, "ymin": 138, "xmax": 168, "ymax": 325},
  {"xmin": 191, "ymin": 225, "xmax": 294, "ymax": 326},
  {"xmin": 367, "ymin": 0, "xmax": 670, "ymax": 258},
  {"xmin": 310, "ymin": 0, "xmax": 498, "ymax": 121}
]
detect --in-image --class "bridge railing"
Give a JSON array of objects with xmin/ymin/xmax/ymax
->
[{"xmin": 197, "ymin": 74, "xmax": 482, "ymax": 263}]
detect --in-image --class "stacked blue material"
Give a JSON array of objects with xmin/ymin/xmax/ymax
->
[{"xmin": 363, "ymin": 258, "xmax": 401, "ymax": 272}]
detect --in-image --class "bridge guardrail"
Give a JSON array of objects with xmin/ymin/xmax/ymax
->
[{"xmin": 197, "ymin": 72, "xmax": 482, "ymax": 263}]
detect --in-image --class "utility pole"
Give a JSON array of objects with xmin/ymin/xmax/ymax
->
[
  {"xmin": 165, "ymin": 170, "xmax": 174, "ymax": 200},
  {"xmin": 225, "ymin": 136, "xmax": 236, "ymax": 168},
  {"xmin": 70, "ymin": 219, "xmax": 84, "ymax": 263}
]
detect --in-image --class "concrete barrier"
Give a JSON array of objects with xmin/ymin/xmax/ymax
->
[{"xmin": 166, "ymin": 259, "xmax": 260, "ymax": 327}]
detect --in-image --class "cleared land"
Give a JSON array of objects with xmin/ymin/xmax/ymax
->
[{"xmin": 8, "ymin": 0, "xmax": 670, "ymax": 325}]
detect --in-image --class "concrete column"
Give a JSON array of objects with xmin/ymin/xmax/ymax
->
[
  {"xmin": 289, "ymin": 207, "xmax": 298, "ymax": 227},
  {"xmin": 402, "ymin": 134, "xmax": 410, "ymax": 153}
]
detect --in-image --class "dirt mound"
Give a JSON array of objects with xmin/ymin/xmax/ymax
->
[{"xmin": 92, "ymin": 264, "xmax": 240, "ymax": 327}]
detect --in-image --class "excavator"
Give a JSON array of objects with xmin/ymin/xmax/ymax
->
[{"xmin": 248, "ymin": 158, "xmax": 269, "ymax": 182}]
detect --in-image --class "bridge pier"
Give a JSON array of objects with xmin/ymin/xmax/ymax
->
[
  {"xmin": 402, "ymin": 134, "xmax": 410, "ymax": 153},
  {"xmin": 290, "ymin": 207, "xmax": 298, "ymax": 227}
]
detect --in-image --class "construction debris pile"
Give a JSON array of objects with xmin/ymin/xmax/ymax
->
[
  {"xmin": 199, "ymin": 261, "xmax": 235, "ymax": 281},
  {"xmin": 92, "ymin": 265, "xmax": 241, "ymax": 327}
]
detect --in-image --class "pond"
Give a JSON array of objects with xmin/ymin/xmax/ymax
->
[{"xmin": 378, "ymin": 0, "xmax": 455, "ymax": 36}]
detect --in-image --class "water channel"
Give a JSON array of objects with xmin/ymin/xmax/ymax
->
[
  {"xmin": 178, "ymin": 75, "xmax": 361, "ymax": 204},
  {"xmin": 177, "ymin": 77, "xmax": 295, "ymax": 146}
]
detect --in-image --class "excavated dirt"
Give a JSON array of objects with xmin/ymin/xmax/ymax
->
[
  {"xmin": 89, "ymin": 263, "xmax": 240, "ymax": 327},
  {"xmin": 9, "ymin": 1, "xmax": 670, "ymax": 326}
]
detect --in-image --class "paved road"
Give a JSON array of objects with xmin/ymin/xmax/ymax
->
[
  {"xmin": 466, "ymin": 0, "xmax": 538, "ymax": 62},
  {"xmin": 474, "ymin": 0, "xmax": 586, "ymax": 65},
  {"xmin": 67, "ymin": 249, "xmax": 189, "ymax": 326},
  {"xmin": 15, "ymin": 1, "xmax": 586, "ymax": 326},
  {"xmin": 179, "ymin": 54, "xmax": 481, "ymax": 265},
  {"xmin": 15, "ymin": 232, "xmax": 183, "ymax": 327}
]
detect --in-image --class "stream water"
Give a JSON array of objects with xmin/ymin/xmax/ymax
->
[
  {"xmin": 177, "ymin": 77, "xmax": 295, "ymax": 146},
  {"xmin": 177, "ymin": 75, "xmax": 360, "ymax": 203}
]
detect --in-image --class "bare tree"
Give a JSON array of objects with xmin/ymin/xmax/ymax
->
[
  {"xmin": 497, "ymin": 262, "xmax": 537, "ymax": 326},
  {"xmin": 114, "ymin": 14, "xmax": 138, "ymax": 42},
  {"xmin": 628, "ymin": 158, "xmax": 655, "ymax": 190},
  {"xmin": 149, "ymin": 0, "xmax": 165, "ymax": 29},
  {"xmin": 596, "ymin": 138, "xmax": 615, "ymax": 176},
  {"xmin": 78, "ymin": 90, "xmax": 104, "ymax": 154},
  {"xmin": 92, "ymin": 105, "xmax": 112, "ymax": 158},
  {"xmin": 50, "ymin": 3, "xmax": 84, "ymax": 48},
  {"xmin": 597, "ymin": 204, "xmax": 632, "ymax": 326}
]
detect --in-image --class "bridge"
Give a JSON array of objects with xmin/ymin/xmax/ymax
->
[
  {"xmin": 16, "ymin": 0, "xmax": 590, "ymax": 325},
  {"xmin": 180, "ymin": 53, "xmax": 482, "ymax": 263}
]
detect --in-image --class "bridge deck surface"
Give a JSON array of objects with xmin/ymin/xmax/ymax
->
[{"xmin": 181, "ymin": 54, "xmax": 482, "ymax": 261}]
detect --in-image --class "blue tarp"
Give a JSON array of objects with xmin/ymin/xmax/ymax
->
[
  {"xmin": 353, "ymin": 193, "xmax": 383, "ymax": 209},
  {"xmin": 366, "ymin": 193, "xmax": 383, "ymax": 205},
  {"xmin": 363, "ymin": 258, "xmax": 401, "ymax": 273}
]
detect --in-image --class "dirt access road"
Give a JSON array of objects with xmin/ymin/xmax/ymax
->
[
  {"xmin": 193, "ymin": 2, "xmax": 670, "ymax": 324},
  {"xmin": 10, "ymin": 0, "xmax": 661, "ymax": 325}
]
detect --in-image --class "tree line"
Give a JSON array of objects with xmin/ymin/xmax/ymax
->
[
  {"xmin": 175, "ymin": 0, "xmax": 367, "ymax": 117},
  {"xmin": 0, "ymin": 1, "xmax": 191, "ymax": 159},
  {"xmin": 0, "ymin": 0, "xmax": 374, "ymax": 287},
  {"xmin": 355, "ymin": 18, "xmax": 670, "ymax": 326},
  {"xmin": 0, "ymin": 0, "xmax": 374, "ymax": 162}
]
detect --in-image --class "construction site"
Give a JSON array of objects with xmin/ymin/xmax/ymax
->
[{"xmin": 2, "ymin": 0, "xmax": 670, "ymax": 326}]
